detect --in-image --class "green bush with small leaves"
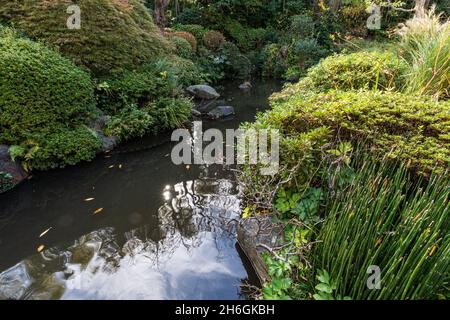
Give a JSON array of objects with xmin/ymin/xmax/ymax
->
[
  {"xmin": 264, "ymin": 90, "xmax": 450, "ymax": 175},
  {"xmin": 305, "ymin": 51, "xmax": 406, "ymax": 92},
  {"xmin": 12, "ymin": 126, "xmax": 101, "ymax": 171},
  {"xmin": 0, "ymin": 0, "xmax": 172, "ymax": 75},
  {"xmin": 0, "ymin": 29, "xmax": 95, "ymax": 145},
  {"xmin": 169, "ymin": 36, "xmax": 194, "ymax": 59},
  {"xmin": 174, "ymin": 24, "xmax": 208, "ymax": 42}
]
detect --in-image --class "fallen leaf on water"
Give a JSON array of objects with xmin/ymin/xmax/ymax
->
[
  {"xmin": 93, "ymin": 208, "xmax": 104, "ymax": 215},
  {"xmin": 39, "ymin": 227, "xmax": 52, "ymax": 238},
  {"xmin": 84, "ymin": 198, "xmax": 95, "ymax": 202},
  {"xmin": 37, "ymin": 245, "xmax": 45, "ymax": 253},
  {"xmin": 108, "ymin": 165, "xmax": 115, "ymax": 169}
]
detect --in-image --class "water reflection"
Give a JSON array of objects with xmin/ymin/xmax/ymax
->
[{"xmin": 0, "ymin": 179, "xmax": 246, "ymax": 300}]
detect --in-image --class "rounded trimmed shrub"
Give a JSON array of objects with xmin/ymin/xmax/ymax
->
[
  {"xmin": 306, "ymin": 51, "xmax": 406, "ymax": 92},
  {"xmin": 0, "ymin": 29, "xmax": 95, "ymax": 145},
  {"xmin": 203, "ymin": 30, "xmax": 225, "ymax": 51},
  {"xmin": 262, "ymin": 90, "xmax": 450, "ymax": 175},
  {"xmin": 166, "ymin": 31, "xmax": 197, "ymax": 52},
  {"xmin": 174, "ymin": 24, "xmax": 207, "ymax": 42},
  {"xmin": 0, "ymin": 0, "xmax": 172, "ymax": 75},
  {"xmin": 17, "ymin": 126, "xmax": 102, "ymax": 171},
  {"xmin": 168, "ymin": 35, "xmax": 193, "ymax": 59}
]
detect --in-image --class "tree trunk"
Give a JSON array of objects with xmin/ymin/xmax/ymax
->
[{"xmin": 154, "ymin": 0, "xmax": 170, "ymax": 32}]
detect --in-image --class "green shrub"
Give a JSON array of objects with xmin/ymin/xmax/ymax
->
[
  {"xmin": 0, "ymin": 0, "xmax": 171, "ymax": 75},
  {"xmin": 203, "ymin": 30, "xmax": 226, "ymax": 51},
  {"xmin": 286, "ymin": 38, "xmax": 329, "ymax": 79},
  {"xmin": 220, "ymin": 42, "xmax": 252, "ymax": 80},
  {"xmin": 174, "ymin": 24, "xmax": 208, "ymax": 42},
  {"xmin": 316, "ymin": 158, "xmax": 449, "ymax": 299},
  {"xmin": 105, "ymin": 105, "xmax": 155, "ymax": 142},
  {"xmin": 175, "ymin": 7, "xmax": 205, "ymax": 25},
  {"xmin": 166, "ymin": 31, "xmax": 197, "ymax": 52},
  {"xmin": 98, "ymin": 59, "xmax": 182, "ymax": 114},
  {"xmin": 222, "ymin": 18, "xmax": 267, "ymax": 52},
  {"xmin": 289, "ymin": 14, "xmax": 315, "ymax": 39},
  {"xmin": 0, "ymin": 29, "xmax": 95, "ymax": 146},
  {"xmin": 145, "ymin": 97, "xmax": 193, "ymax": 132},
  {"xmin": 288, "ymin": 51, "xmax": 406, "ymax": 93},
  {"xmin": 169, "ymin": 36, "xmax": 194, "ymax": 59},
  {"xmin": 13, "ymin": 126, "xmax": 101, "ymax": 171},
  {"xmin": 397, "ymin": 8, "xmax": 450, "ymax": 99},
  {"xmin": 262, "ymin": 90, "xmax": 450, "ymax": 175},
  {"xmin": 261, "ymin": 43, "xmax": 288, "ymax": 78},
  {"xmin": 0, "ymin": 0, "xmax": 170, "ymax": 74}
]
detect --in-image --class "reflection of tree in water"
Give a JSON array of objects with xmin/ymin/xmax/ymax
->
[{"xmin": 0, "ymin": 177, "xmax": 245, "ymax": 300}]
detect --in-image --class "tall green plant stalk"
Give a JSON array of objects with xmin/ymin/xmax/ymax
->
[{"xmin": 316, "ymin": 159, "xmax": 449, "ymax": 299}]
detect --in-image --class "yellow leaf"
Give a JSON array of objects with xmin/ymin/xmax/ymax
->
[
  {"xmin": 37, "ymin": 245, "xmax": 45, "ymax": 253},
  {"xmin": 39, "ymin": 227, "xmax": 52, "ymax": 238},
  {"xmin": 93, "ymin": 208, "xmax": 104, "ymax": 215},
  {"xmin": 429, "ymin": 244, "xmax": 438, "ymax": 257}
]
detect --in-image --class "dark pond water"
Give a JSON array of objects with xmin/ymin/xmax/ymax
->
[{"xmin": 0, "ymin": 80, "xmax": 282, "ymax": 300}]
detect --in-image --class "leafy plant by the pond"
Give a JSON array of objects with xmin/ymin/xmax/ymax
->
[
  {"xmin": 313, "ymin": 270, "xmax": 351, "ymax": 300},
  {"xmin": 275, "ymin": 187, "xmax": 323, "ymax": 223},
  {"xmin": 105, "ymin": 106, "xmax": 155, "ymax": 143}
]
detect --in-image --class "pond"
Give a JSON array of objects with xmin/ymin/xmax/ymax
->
[{"xmin": 0, "ymin": 80, "xmax": 282, "ymax": 300}]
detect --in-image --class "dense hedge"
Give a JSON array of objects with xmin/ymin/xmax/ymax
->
[
  {"xmin": 0, "ymin": 28, "xmax": 95, "ymax": 145},
  {"xmin": 258, "ymin": 90, "xmax": 450, "ymax": 175},
  {"xmin": 24, "ymin": 126, "xmax": 101, "ymax": 170},
  {"xmin": 0, "ymin": 0, "xmax": 172, "ymax": 75}
]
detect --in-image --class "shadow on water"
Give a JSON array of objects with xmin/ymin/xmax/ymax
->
[{"xmin": 0, "ymin": 80, "xmax": 282, "ymax": 300}]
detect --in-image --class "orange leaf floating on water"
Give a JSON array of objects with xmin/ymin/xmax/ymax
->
[
  {"xmin": 93, "ymin": 208, "xmax": 104, "ymax": 215},
  {"xmin": 39, "ymin": 227, "xmax": 52, "ymax": 238},
  {"xmin": 84, "ymin": 198, "xmax": 95, "ymax": 202},
  {"xmin": 37, "ymin": 245, "xmax": 45, "ymax": 253}
]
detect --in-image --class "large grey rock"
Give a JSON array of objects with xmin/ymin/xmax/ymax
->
[
  {"xmin": 97, "ymin": 132, "xmax": 118, "ymax": 153},
  {"xmin": 239, "ymin": 81, "xmax": 252, "ymax": 91},
  {"xmin": 237, "ymin": 215, "xmax": 284, "ymax": 285},
  {"xmin": 207, "ymin": 106, "xmax": 235, "ymax": 119},
  {"xmin": 187, "ymin": 85, "xmax": 220, "ymax": 100},
  {"xmin": 0, "ymin": 145, "xmax": 28, "ymax": 192}
]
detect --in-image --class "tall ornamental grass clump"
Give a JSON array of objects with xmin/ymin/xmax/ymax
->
[
  {"xmin": 397, "ymin": 7, "xmax": 450, "ymax": 99},
  {"xmin": 316, "ymin": 159, "xmax": 449, "ymax": 299}
]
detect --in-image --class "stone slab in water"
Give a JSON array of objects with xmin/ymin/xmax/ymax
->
[
  {"xmin": 207, "ymin": 106, "xmax": 235, "ymax": 119},
  {"xmin": 187, "ymin": 85, "xmax": 220, "ymax": 100}
]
